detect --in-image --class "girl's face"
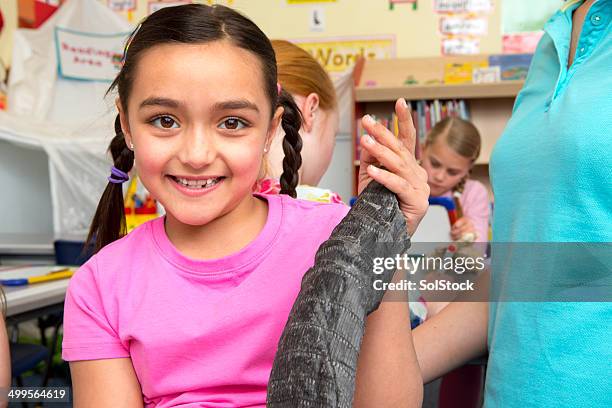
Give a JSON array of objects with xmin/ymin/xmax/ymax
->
[
  {"xmin": 421, "ymin": 137, "xmax": 472, "ymax": 196},
  {"xmin": 119, "ymin": 41, "xmax": 282, "ymax": 227}
]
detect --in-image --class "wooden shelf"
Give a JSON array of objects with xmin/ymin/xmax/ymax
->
[
  {"xmin": 351, "ymin": 56, "xmax": 526, "ymax": 196},
  {"xmin": 355, "ymin": 81, "xmax": 524, "ymax": 102}
]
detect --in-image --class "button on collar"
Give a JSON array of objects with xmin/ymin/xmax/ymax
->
[{"xmin": 590, "ymin": 14, "xmax": 603, "ymax": 26}]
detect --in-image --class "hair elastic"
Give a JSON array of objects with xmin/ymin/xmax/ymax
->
[
  {"xmin": 277, "ymin": 82, "xmax": 282, "ymax": 96},
  {"xmin": 108, "ymin": 166, "xmax": 129, "ymax": 184}
]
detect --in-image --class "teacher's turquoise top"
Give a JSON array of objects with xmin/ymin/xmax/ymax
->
[{"xmin": 487, "ymin": 0, "xmax": 611, "ymax": 407}]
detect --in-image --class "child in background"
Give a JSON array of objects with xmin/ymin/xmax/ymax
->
[
  {"xmin": 257, "ymin": 39, "xmax": 342, "ymax": 203},
  {"xmin": 420, "ymin": 117, "xmax": 490, "ymax": 242},
  {"xmin": 418, "ymin": 117, "xmax": 489, "ymax": 408},
  {"xmin": 62, "ymin": 5, "xmax": 427, "ymax": 407}
]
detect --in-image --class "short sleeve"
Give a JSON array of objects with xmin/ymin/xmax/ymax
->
[
  {"xmin": 62, "ymin": 258, "xmax": 129, "ymax": 361},
  {"xmin": 461, "ymin": 181, "xmax": 491, "ymax": 242}
]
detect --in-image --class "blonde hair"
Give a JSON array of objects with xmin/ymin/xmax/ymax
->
[
  {"xmin": 271, "ymin": 40, "xmax": 337, "ymax": 111},
  {"xmin": 426, "ymin": 117, "xmax": 481, "ymax": 162},
  {"xmin": 425, "ymin": 117, "xmax": 481, "ymax": 193}
]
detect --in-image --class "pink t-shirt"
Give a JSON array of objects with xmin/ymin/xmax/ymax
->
[
  {"xmin": 438, "ymin": 179, "xmax": 490, "ymax": 241},
  {"xmin": 62, "ymin": 194, "xmax": 349, "ymax": 407}
]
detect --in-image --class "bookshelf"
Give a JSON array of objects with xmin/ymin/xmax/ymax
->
[{"xmin": 351, "ymin": 56, "xmax": 524, "ymax": 197}]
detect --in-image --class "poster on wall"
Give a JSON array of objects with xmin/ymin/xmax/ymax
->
[
  {"xmin": 433, "ymin": 0, "xmax": 492, "ymax": 14},
  {"xmin": 502, "ymin": 33, "xmax": 542, "ymax": 54},
  {"xmin": 439, "ymin": 16, "xmax": 487, "ymax": 36},
  {"xmin": 108, "ymin": 0, "xmax": 136, "ymax": 12},
  {"xmin": 55, "ymin": 28, "xmax": 127, "ymax": 81},
  {"xmin": 309, "ymin": 7, "xmax": 325, "ymax": 32},
  {"xmin": 441, "ymin": 37, "xmax": 480, "ymax": 55},
  {"xmin": 292, "ymin": 35, "xmax": 396, "ymax": 74},
  {"xmin": 502, "ymin": 0, "xmax": 561, "ymax": 53},
  {"xmin": 389, "ymin": 0, "xmax": 418, "ymax": 10}
]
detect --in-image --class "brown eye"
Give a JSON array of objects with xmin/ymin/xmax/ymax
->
[
  {"xmin": 152, "ymin": 116, "xmax": 178, "ymax": 129},
  {"xmin": 219, "ymin": 117, "xmax": 247, "ymax": 130}
]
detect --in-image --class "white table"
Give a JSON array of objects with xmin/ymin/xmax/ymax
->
[{"xmin": 2, "ymin": 265, "xmax": 70, "ymax": 320}]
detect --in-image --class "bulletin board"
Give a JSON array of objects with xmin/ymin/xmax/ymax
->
[
  {"xmin": 0, "ymin": 0, "xmax": 504, "ymax": 75},
  {"xmin": 0, "ymin": 0, "xmax": 564, "ymax": 90}
]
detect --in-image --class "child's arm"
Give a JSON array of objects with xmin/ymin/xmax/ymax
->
[
  {"xmin": 412, "ymin": 271, "xmax": 489, "ymax": 383},
  {"xmin": 70, "ymin": 358, "xmax": 143, "ymax": 407},
  {"xmin": 0, "ymin": 315, "xmax": 10, "ymax": 408},
  {"xmin": 353, "ymin": 275, "xmax": 423, "ymax": 408},
  {"xmin": 454, "ymin": 181, "xmax": 490, "ymax": 242}
]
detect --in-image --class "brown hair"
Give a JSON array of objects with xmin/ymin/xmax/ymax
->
[
  {"xmin": 425, "ymin": 117, "xmax": 481, "ymax": 192},
  {"xmin": 271, "ymin": 40, "xmax": 337, "ymax": 111},
  {"xmin": 86, "ymin": 5, "xmax": 303, "ymax": 254}
]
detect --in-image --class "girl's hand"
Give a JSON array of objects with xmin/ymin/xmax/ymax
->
[
  {"xmin": 450, "ymin": 217, "xmax": 476, "ymax": 241},
  {"xmin": 358, "ymin": 98, "xmax": 429, "ymax": 236}
]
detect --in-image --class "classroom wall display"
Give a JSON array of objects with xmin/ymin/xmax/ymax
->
[
  {"xmin": 108, "ymin": 0, "xmax": 137, "ymax": 12},
  {"xmin": 434, "ymin": 0, "xmax": 493, "ymax": 55},
  {"xmin": 55, "ymin": 27, "xmax": 126, "ymax": 81},
  {"xmin": 18, "ymin": 0, "xmax": 62, "ymax": 28},
  {"xmin": 388, "ymin": 0, "xmax": 418, "ymax": 11},
  {"xmin": 309, "ymin": 6, "xmax": 325, "ymax": 32},
  {"xmin": 2, "ymin": 0, "xmax": 132, "ymax": 237},
  {"xmin": 292, "ymin": 35, "xmax": 396, "ymax": 73},
  {"xmin": 433, "ymin": 0, "xmax": 492, "ymax": 14},
  {"xmin": 1, "ymin": 0, "xmax": 505, "ymax": 69},
  {"xmin": 501, "ymin": 33, "xmax": 541, "ymax": 54},
  {"xmin": 441, "ymin": 37, "xmax": 479, "ymax": 55},
  {"xmin": 501, "ymin": 0, "xmax": 561, "ymax": 54},
  {"xmin": 440, "ymin": 16, "xmax": 487, "ymax": 36}
]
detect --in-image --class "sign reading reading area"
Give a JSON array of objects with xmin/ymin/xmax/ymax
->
[
  {"xmin": 55, "ymin": 28, "xmax": 127, "ymax": 81},
  {"xmin": 293, "ymin": 36, "xmax": 396, "ymax": 73}
]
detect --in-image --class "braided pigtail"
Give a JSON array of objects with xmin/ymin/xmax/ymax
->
[
  {"xmin": 85, "ymin": 115, "xmax": 135, "ymax": 254},
  {"xmin": 453, "ymin": 175, "xmax": 468, "ymax": 194},
  {"xmin": 277, "ymin": 89, "xmax": 303, "ymax": 198}
]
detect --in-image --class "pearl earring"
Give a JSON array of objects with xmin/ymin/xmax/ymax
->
[
  {"xmin": 130, "ymin": 142, "xmax": 134, "ymax": 150},
  {"xmin": 264, "ymin": 147, "xmax": 268, "ymax": 153}
]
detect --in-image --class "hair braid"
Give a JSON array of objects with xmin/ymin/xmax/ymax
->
[{"xmin": 277, "ymin": 89, "xmax": 303, "ymax": 198}]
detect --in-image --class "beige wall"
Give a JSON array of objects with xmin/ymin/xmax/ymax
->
[{"xmin": 0, "ymin": 0, "xmax": 503, "ymax": 75}]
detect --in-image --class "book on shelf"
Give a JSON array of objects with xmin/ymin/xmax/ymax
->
[
  {"xmin": 488, "ymin": 54, "xmax": 533, "ymax": 81},
  {"xmin": 354, "ymin": 99, "xmax": 471, "ymax": 163}
]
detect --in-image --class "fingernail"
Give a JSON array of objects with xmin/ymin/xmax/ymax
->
[
  {"xmin": 364, "ymin": 115, "xmax": 375, "ymax": 125},
  {"xmin": 368, "ymin": 164, "xmax": 379, "ymax": 174},
  {"xmin": 402, "ymin": 98, "xmax": 408, "ymax": 108},
  {"xmin": 363, "ymin": 134, "xmax": 375, "ymax": 145}
]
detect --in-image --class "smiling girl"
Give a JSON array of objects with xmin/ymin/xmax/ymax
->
[{"xmin": 61, "ymin": 5, "xmax": 427, "ymax": 407}]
